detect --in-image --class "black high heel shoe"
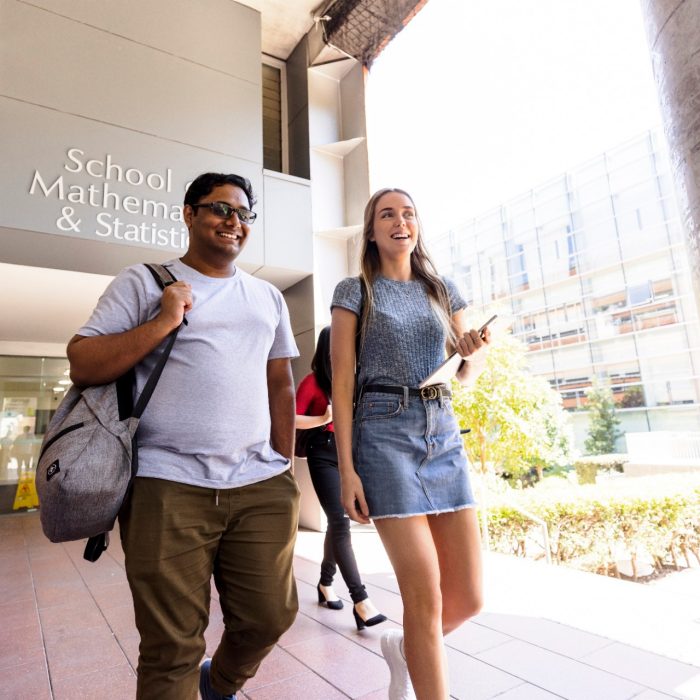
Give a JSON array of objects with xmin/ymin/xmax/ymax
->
[
  {"xmin": 317, "ymin": 583, "xmax": 344, "ymax": 610},
  {"xmin": 353, "ymin": 603, "xmax": 387, "ymax": 631}
]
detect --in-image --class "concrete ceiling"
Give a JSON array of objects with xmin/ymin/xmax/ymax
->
[
  {"xmin": 2, "ymin": 263, "xmax": 114, "ymax": 347},
  {"xmin": 239, "ymin": 0, "xmax": 323, "ymax": 59}
]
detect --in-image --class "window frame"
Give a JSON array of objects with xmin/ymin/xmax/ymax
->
[{"xmin": 262, "ymin": 55, "xmax": 289, "ymax": 175}]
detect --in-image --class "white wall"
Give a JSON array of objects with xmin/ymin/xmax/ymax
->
[
  {"xmin": 0, "ymin": 0, "xmax": 265, "ymax": 274},
  {"xmin": 313, "ymin": 236, "xmax": 352, "ymax": 326},
  {"xmin": 0, "ymin": 0, "xmax": 314, "ymax": 351},
  {"xmin": 263, "ymin": 171, "xmax": 313, "ymax": 277},
  {"xmin": 0, "ymin": 0, "xmax": 313, "ymax": 286}
]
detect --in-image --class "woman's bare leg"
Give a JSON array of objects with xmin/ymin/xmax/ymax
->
[
  {"xmin": 428, "ymin": 507, "xmax": 483, "ymax": 634},
  {"xmin": 375, "ymin": 507, "xmax": 483, "ymax": 699},
  {"xmin": 375, "ymin": 515, "xmax": 448, "ymax": 700}
]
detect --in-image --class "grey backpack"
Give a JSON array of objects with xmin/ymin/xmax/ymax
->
[{"xmin": 36, "ymin": 263, "xmax": 181, "ymax": 561}]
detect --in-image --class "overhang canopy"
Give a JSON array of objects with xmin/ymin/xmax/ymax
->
[
  {"xmin": 319, "ymin": 0, "xmax": 429, "ymax": 67},
  {"xmin": 241, "ymin": 0, "xmax": 428, "ymax": 65}
]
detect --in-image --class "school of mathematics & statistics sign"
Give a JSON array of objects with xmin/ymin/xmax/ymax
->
[
  {"xmin": 28, "ymin": 147, "xmax": 189, "ymax": 250},
  {"xmin": 0, "ymin": 100, "xmax": 264, "ymax": 269}
]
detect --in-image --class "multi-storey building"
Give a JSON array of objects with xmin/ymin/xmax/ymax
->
[{"xmin": 432, "ymin": 130, "xmax": 700, "ymax": 450}]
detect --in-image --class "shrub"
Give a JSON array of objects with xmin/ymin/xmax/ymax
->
[
  {"xmin": 483, "ymin": 474, "xmax": 700, "ymax": 579},
  {"xmin": 574, "ymin": 462, "xmax": 597, "ymax": 485},
  {"xmin": 573, "ymin": 454, "xmax": 628, "ymax": 484},
  {"xmin": 620, "ymin": 386, "xmax": 645, "ymax": 408}
]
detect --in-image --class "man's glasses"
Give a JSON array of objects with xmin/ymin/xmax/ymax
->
[{"xmin": 191, "ymin": 201, "xmax": 257, "ymax": 223}]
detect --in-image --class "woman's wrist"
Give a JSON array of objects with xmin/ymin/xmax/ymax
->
[
  {"xmin": 338, "ymin": 461, "xmax": 355, "ymax": 478},
  {"xmin": 456, "ymin": 353, "xmax": 487, "ymax": 385}
]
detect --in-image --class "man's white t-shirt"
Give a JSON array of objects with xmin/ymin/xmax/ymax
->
[{"xmin": 78, "ymin": 258, "xmax": 299, "ymax": 489}]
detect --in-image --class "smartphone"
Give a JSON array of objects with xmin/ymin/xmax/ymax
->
[{"xmin": 477, "ymin": 314, "xmax": 497, "ymax": 337}]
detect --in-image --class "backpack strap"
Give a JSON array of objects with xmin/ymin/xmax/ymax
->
[
  {"xmin": 144, "ymin": 262, "xmax": 177, "ymax": 287},
  {"xmin": 115, "ymin": 264, "xmax": 182, "ymax": 420},
  {"xmin": 130, "ymin": 264, "xmax": 185, "ymax": 420}
]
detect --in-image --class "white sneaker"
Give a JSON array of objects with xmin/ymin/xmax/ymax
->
[{"xmin": 380, "ymin": 629, "xmax": 416, "ymax": 700}]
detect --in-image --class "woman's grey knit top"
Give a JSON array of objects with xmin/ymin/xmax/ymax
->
[{"xmin": 331, "ymin": 275, "xmax": 467, "ymax": 388}]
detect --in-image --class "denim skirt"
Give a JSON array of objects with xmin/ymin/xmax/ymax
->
[{"xmin": 352, "ymin": 389, "xmax": 476, "ymax": 519}]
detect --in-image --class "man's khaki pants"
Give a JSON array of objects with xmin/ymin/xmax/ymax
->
[{"xmin": 119, "ymin": 471, "xmax": 300, "ymax": 699}]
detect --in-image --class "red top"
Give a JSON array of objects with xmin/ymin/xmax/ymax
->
[{"xmin": 296, "ymin": 373, "xmax": 333, "ymax": 432}]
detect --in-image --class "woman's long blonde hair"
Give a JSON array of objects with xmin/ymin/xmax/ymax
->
[{"xmin": 358, "ymin": 188, "xmax": 457, "ymax": 352}]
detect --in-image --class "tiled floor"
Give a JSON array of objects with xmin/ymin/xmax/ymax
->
[{"xmin": 2, "ymin": 511, "xmax": 700, "ymax": 699}]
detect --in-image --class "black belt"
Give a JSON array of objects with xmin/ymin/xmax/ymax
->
[{"xmin": 362, "ymin": 384, "xmax": 452, "ymax": 400}]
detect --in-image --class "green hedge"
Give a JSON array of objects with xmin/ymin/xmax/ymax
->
[
  {"xmin": 573, "ymin": 454, "xmax": 629, "ymax": 484},
  {"xmin": 484, "ymin": 475, "xmax": 700, "ymax": 579}
]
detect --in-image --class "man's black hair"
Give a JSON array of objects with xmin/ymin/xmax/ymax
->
[
  {"xmin": 311, "ymin": 326, "xmax": 332, "ymax": 399},
  {"xmin": 184, "ymin": 173, "xmax": 257, "ymax": 209}
]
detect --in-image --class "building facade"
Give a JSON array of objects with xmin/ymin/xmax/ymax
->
[
  {"xmin": 0, "ymin": 0, "xmax": 426, "ymax": 519},
  {"xmin": 432, "ymin": 130, "xmax": 700, "ymax": 450}
]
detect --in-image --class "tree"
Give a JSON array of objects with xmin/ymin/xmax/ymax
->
[
  {"xmin": 620, "ymin": 385, "xmax": 644, "ymax": 408},
  {"xmin": 452, "ymin": 332, "xmax": 573, "ymax": 481},
  {"xmin": 584, "ymin": 378, "xmax": 622, "ymax": 455}
]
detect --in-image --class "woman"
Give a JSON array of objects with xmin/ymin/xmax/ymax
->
[
  {"xmin": 296, "ymin": 326, "xmax": 386, "ymax": 631},
  {"xmin": 330, "ymin": 189, "xmax": 490, "ymax": 699}
]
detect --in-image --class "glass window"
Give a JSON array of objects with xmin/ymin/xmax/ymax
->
[
  {"xmin": 262, "ymin": 63, "xmax": 284, "ymax": 172},
  {"xmin": 640, "ymin": 350, "xmax": 697, "ymax": 406},
  {"xmin": 538, "ymin": 219, "xmax": 575, "ymax": 284},
  {"xmin": 627, "ymin": 281, "xmax": 653, "ymax": 307},
  {"xmin": 0, "ymin": 355, "xmax": 70, "ymax": 515},
  {"xmin": 474, "ymin": 209, "xmax": 503, "ymax": 233},
  {"xmin": 608, "ymin": 156, "xmax": 655, "ymax": 194},
  {"xmin": 431, "ymin": 233, "xmax": 454, "ymax": 272},
  {"xmin": 452, "ymin": 262, "xmax": 473, "ymax": 304},
  {"xmin": 573, "ymin": 222, "xmax": 618, "ymax": 272},
  {"xmin": 505, "ymin": 241, "xmax": 529, "ymax": 291},
  {"xmin": 626, "ymin": 258, "xmax": 671, "ymax": 286},
  {"xmin": 526, "ymin": 351, "xmax": 555, "ymax": 375},
  {"xmin": 574, "ymin": 173, "xmax": 610, "ymax": 208},
  {"xmin": 534, "ymin": 187, "xmax": 570, "ymax": 227},
  {"xmin": 506, "ymin": 196, "xmax": 536, "ymax": 239},
  {"xmin": 552, "ymin": 345, "xmax": 592, "ymax": 372},
  {"xmin": 595, "ymin": 336, "xmax": 637, "ymax": 365}
]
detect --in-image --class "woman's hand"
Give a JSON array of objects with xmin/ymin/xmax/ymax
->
[
  {"xmin": 295, "ymin": 404, "xmax": 333, "ymax": 430},
  {"xmin": 454, "ymin": 324, "xmax": 491, "ymax": 387},
  {"xmin": 455, "ymin": 325, "xmax": 491, "ymax": 358},
  {"xmin": 341, "ymin": 470, "xmax": 370, "ymax": 524},
  {"xmin": 323, "ymin": 404, "xmax": 333, "ymax": 424}
]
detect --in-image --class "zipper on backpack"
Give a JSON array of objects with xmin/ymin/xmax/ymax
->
[{"xmin": 39, "ymin": 422, "xmax": 85, "ymax": 459}]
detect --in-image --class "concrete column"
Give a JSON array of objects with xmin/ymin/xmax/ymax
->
[{"xmin": 640, "ymin": 0, "xmax": 700, "ymax": 304}]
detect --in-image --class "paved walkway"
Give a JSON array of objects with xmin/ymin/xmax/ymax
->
[{"xmin": 1, "ymin": 511, "xmax": 699, "ymax": 699}]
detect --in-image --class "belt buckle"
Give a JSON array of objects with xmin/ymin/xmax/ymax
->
[{"xmin": 420, "ymin": 385, "xmax": 440, "ymax": 401}]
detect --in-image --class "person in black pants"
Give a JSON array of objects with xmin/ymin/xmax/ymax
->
[{"xmin": 296, "ymin": 326, "xmax": 386, "ymax": 631}]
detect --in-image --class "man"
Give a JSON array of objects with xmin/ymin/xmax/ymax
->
[
  {"xmin": 12, "ymin": 425, "xmax": 36, "ymax": 469},
  {"xmin": 68, "ymin": 172, "xmax": 300, "ymax": 700}
]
